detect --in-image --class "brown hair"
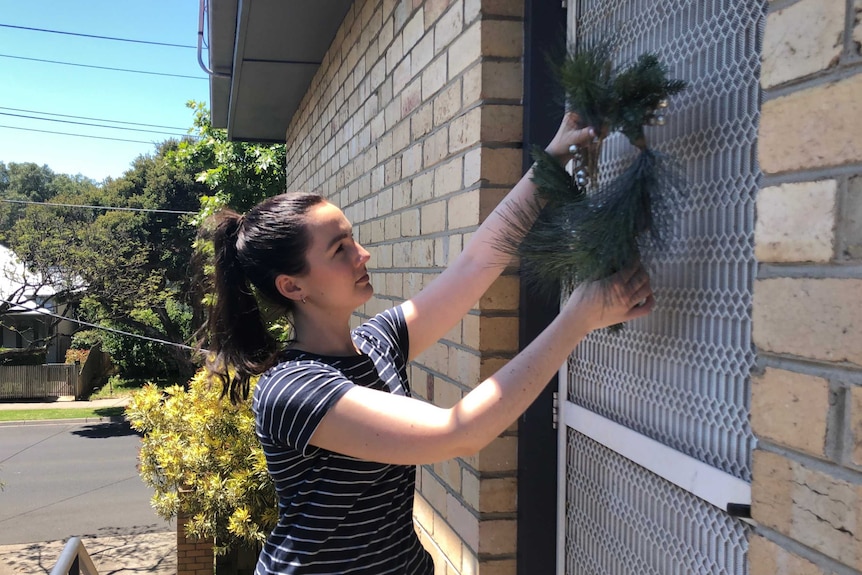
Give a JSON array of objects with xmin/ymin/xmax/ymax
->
[{"xmin": 200, "ymin": 192, "xmax": 325, "ymax": 403}]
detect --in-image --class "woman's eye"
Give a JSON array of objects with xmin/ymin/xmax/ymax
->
[{"xmin": 335, "ymin": 244, "xmax": 344, "ymax": 254}]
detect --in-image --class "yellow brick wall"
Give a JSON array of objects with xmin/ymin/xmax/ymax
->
[
  {"xmin": 752, "ymin": 0, "xmax": 862, "ymax": 572},
  {"xmin": 281, "ymin": 0, "xmax": 525, "ymax": 572}
]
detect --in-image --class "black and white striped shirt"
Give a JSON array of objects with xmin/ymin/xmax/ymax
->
[{"xmin": 253, "ymin": 306, "xmax": 434, "ymax": 574}]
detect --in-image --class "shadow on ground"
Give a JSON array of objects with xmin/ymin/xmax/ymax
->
[
  {"xmin": 71, "ymin": 421, "xmax": 140, "ymax": 439},
  {"xmin": 0, "ymin": 525, "xmax": 175, "ymax": 575}
]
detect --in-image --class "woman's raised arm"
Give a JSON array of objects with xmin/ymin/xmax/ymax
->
[
  {"xmin": 309, "ymin": 265, "xmax": 654, "ymax": 464},
  {"xmin": 401, "ymin": 113, "xmax": 594, "ymax": 361}
]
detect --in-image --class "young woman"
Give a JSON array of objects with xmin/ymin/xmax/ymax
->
[{"xmin": 204, "ymin": 113, "xmax": 655, "ymax": 574}]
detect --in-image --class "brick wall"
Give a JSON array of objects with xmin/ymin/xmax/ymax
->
[
  {"xmin": 751, "ymin": 0, "xmax": 862, "ymax": 572},
  {"xmin": 281, "ymin": 0, "xmax": 525, "ymax": 572},
  {"xmin": 177, "ymin": 506, "xmax": 214, "ymax": 575}
]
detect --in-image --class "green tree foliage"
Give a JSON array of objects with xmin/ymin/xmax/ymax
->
[
  {"xmin": 170, "ymin": 101, "xmax": 286, "ymax": 218},
  {"xmin": 7, "ymin": 141, "xmax": 205, "ymax": 378},
  {"xmin": 126, "ymin": 369, "xmax": 277, "ymax": 554}
]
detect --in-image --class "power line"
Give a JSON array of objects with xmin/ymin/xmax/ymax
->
[
  {"xmin": 0, "ymin": 23, "xmax": 198, "ymax": 49},
  {"xmin": 0, "ymin": 106, "xmax": 189, "ymax": 131},
  {"xmin": 0, "ymin": 124, "xmax": 159, "ymax": 144},
  {"xmin": 0, "ymin": 199, "xmax": 197, "ymax": 215},
  {"xmin": 0, "ymin": 297, "xmax": 196, "ymax": 351},
  {"xmin": 0, "ymin": 111, "xmax": 192, "ymax": 138},
  {"xmin": 0, "ymin": 53, "xmax": 207, "ymax": 80}
]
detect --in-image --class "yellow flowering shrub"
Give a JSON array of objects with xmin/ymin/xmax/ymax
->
[{"xmin": 126, "ymin": 368, "xmax": 277, "ymax": 554}]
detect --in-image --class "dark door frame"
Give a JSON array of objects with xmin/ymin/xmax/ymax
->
[{"xmin": 517, "ymin": 2, "xmax": 568, "ymax": 574}]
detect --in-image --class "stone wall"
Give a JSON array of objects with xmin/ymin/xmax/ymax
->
[
  {"xmin": 281, "ymin": 0, "xmax": 526, "ymax": 572},
  {"xmin": 751, "ymin": 0, "xmax": 862, "ymax": 572}
]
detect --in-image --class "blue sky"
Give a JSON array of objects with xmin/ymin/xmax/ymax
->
[{"xmin": 0, "ymin": 0, "xmax": 211, "ymax": 182}]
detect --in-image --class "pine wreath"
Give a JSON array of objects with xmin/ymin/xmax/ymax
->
[{"xmin": 505, "ymin": 44, "xmax": 687, "ymax": 327}]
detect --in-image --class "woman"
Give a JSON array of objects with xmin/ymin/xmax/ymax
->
[{"xmin": 203, "ymin": 112, "xmax": 655, "ymax": 574}]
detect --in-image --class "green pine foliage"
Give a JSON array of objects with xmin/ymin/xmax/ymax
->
[{"xmin": 509, "ymin": 44, "xmax": 687, "ymax": 315}]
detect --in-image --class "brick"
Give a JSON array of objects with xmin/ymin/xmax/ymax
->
[
  {"xmin": 424, "ymin": 0, "xmax": 453, "ymax": 27},
  {"xmin": 841, "ymin": 176, "xmax": 862, "ymax": 259},
  {"xmin": 434, "ymin": 378, "xmax": 463, "ymax": 408},
  {"xmin": 422, "ymin": 54, "xmax": 448, "ymax": 99},
  {"xmin": 749, "ymin": 534, "xmax": 827, "ymax": 575},
  {"xmin": 434, "ymin": 158, "xmax": 463, "ymax": 196},
  {"xmin": 449, "ymin": 108, "xmax": 482, "ymax": 153},
  {"xmin": 753, "ymin": 278, "xmax": 862, "ymax": 365},
  {"xmin": 401, "ymin": 208, "xmax": 421, "ymax": 236},
  {"xmin": 477, "ymin": 519, "xmax": 516, "ymax": 555},
  {"xmin": 481, "ymin": 105, "xmax": 523, "ymax": 142},
  {"xmin": 413, "ymin": 170, "xmax": 436, "ymax": 203},
  {"xmin": 480, "ymin": 356, "xmax": 508, "ymax": 380},
  {"xmin": 480, "ymin": 316, "xmax": 519, "ymax": 352},
  {"xmin": 435, "ymin": 3, "xmax": 464, "ymax": 52},
  {"xmin": 438, "ymin": 499, "xmax": 474, "ymax": 561},
  {"xmin": 475, "ymin": 558, "xmax": 516, "ymax": 575},
  {"xmin": 434, "ymin": 457, "xmax": 463, "ymax": 492},
  {"xmin": 760, "ymin": 74, "xmax": 862, "ymax": 173},
  {"xmin": 447, "ymin": 189, "xmax": 480, "ymax": 229},
  {"xmin": 448, "ymin": 346, "xmax": 480, "ymax": 387},
  {"xmin": 411, "ymin": 33, "xmax": 435, "ymax": 76},
  {"xmin": 403, "ymin": 8, "xmax": 425, "ymax": 52},
  {"xmin": 478, "ymin": 435, "xmax": 518, "ymax": 472},
  {"xmin": 421, "ymin": 467, "xmax": 449, "ymax": 511},
  {"xmin": 752, "ymin": 450, "xmax": 862, "ymax": 568},
  {"xmin": 479, "ymin": 476, "xmax": 517, "ymax": 513},
  {"xmin": 761, "ymin": 0, "xmax": 845, "ymax": 88},
  {"xmin": 434, "ymin": 79, "xmax": 463, "ymax": 126},
  {"xmin": 403, "ymin": 142, "xmax": 424, "ymax": 177},
  {"xmin": 479, "ymin": 275, "xmax": 519, "ymax": 311},
  {"xmin": 481, "ymin": 20, "xmax": 523, "ymax": 59},
  {"xmin": 751, "ymin": 368, "xmax": 829, "ymax": 456},
  {"xmin": 412, "ymin": 237, "xmax": 435, "ymax": 266},
  {"xmin": 384, "ymin": 213, "xmax": 402, "ymax": 240},
  {"xmin": 856, "ymin": 0, "xmax": 862, "ymax": 48},
  {"xmin": 420, "ymin": 202, "xmax": 446, "ymax": 235},
  {"xmin": 852, "ymin": 385, "xmax": 862, "ymax": 467},
  {"xmin": 448, "ymin": 22, "xmax": 481, "ymax": 80},
  {"xmin": 424, "ymin": 127, "xmax": 450, "ymax": 167},
  {"xmin": 754, "ymin": 180, "xmax": 836, "ymax": 262},
  {"xmin": 401, "ymin": 78, "xmax": 423, "ymax": 116},
  {"xmin": 462, "ymin": 313, "xmax": 480, "ymax": 348}
]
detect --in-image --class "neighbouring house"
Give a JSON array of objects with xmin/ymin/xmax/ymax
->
[
  {"xmin": 0, "ymin": 243, "xmax": 74, "ymax": 364},
  {"xmin": 202, "ymin": 1, "xmax": 862, "ymax": 574}
]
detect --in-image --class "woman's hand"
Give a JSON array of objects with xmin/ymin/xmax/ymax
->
[
  {"xmin": 564, "ymin": 263, "xmax": 656, "ymax": 332},
  {"xmin": 544, "ymin": 112, "xmax": 596, "ymax": 164}
]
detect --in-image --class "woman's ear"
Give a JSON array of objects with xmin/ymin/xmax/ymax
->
[{"xmin": 275, "ymin": 274, "xmax": 303, "ymax": 303}]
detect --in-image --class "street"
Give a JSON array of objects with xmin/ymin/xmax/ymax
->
[{"xmin": 0, "ymin": 420, "xmax": 173, "ymax": 545}]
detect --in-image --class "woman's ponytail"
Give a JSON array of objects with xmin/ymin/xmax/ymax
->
[
  {"xmin": 202, "ymin": 210, "xmax": 277, "ymax": 403},
  {"xmin": 196, "ymin": 192, "xmax": 325, "ymax": 403}
]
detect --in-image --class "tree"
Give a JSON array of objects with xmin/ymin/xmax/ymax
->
[
  {"xmin": 7, "ymin": 141, "xmax": 205, "ymax": 378},
  {"xmin": 169, "ymin": 101, "xmax": 286, "ymax": 218}
]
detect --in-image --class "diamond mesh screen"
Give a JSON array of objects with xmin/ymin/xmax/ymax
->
[
  {"xmin": 566, "ymin": 430, "xmax": 751, "ymax": 575},
  {"xmin": 565, "ymin": 0, "xmax": 766, "ymax": 482}
]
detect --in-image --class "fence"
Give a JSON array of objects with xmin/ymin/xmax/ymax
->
[{"xmin": 0, "ymin": 364, "xmax": 80, "ymax": 400}]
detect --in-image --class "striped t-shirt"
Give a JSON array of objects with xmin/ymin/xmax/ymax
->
[{"xmin": 252, "ymin": 306, "xmax": 434, "ymax": 575}]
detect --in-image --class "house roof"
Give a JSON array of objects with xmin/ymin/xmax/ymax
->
[
  {"xmin": 0, "ymin": 244, "xmax": 55, "ymax": 315},
  {"xmin": 204, "ymin": 0, "xmax": 352, "ymax": 142}
]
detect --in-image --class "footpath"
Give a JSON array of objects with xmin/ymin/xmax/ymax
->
[{"xmin": 0, "ymin": 397, "xmax": 177, "ymax": 575}]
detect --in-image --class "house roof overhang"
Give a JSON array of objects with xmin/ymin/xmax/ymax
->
[{"xmin": 206, "ymin": 0, "xmax": 352, "ymax": 142}]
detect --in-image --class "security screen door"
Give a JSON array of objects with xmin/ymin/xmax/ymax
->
[{"xmin": 558, "ymin": 2, "xmax": 767, "ymax": 574}]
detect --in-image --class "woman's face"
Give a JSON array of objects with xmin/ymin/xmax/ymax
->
[{"xmin": 296, "ymin": 201, "xmax": 373, "ymax": 311}]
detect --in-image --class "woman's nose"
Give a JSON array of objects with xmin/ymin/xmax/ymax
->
[{"xmin": 356, "ymin": 242, "xmax": 371, "ymax": 264}]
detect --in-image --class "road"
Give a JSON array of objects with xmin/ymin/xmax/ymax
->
[{"xmin": 0, "ymin": 420, "xmax": 173, "ymax": 545}]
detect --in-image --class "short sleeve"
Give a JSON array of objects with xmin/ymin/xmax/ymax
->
[
  {"xmin": 354, "ymin": 306, "xmax": 410, "ymax": 362},
  {"xmin": 254, "ymin": 360, "xmax": 353, "ymax": 456}
]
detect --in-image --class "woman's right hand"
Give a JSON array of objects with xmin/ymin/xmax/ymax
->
[{"xmin": 563, "ymin": 264, "xmax": 656, "ymax": 332}]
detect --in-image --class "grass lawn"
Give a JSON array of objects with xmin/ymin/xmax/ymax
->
[{"xmin": 0, "ymin": 406, "xmax": 126, "ymax": 422}]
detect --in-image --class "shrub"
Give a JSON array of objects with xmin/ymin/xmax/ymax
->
[
  {"xmin": 126, "ymin": 368, "xmax": 277, "ymax": 554},
  {"xmin": 65, "ymin": 348, "xmax": 90, "ymax": 365}
]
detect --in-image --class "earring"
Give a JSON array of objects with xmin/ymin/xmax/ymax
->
[{"xmin": 301, "ymin": 295, "xmax": 307, "ymax": 304}]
